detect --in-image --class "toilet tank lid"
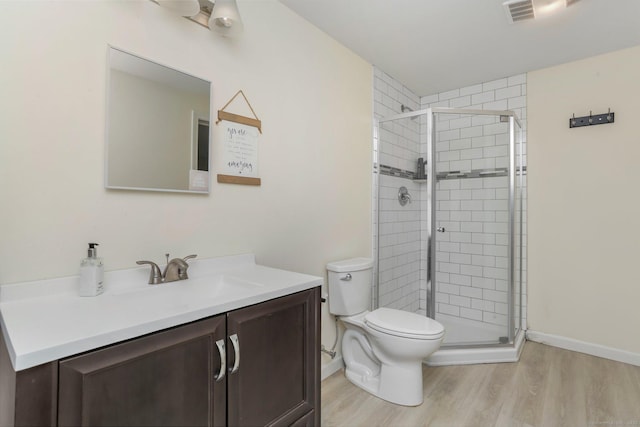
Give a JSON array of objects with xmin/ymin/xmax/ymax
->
[{"xmin": 326, "ymin": 258, "xmax": 373, "ymax": 273}]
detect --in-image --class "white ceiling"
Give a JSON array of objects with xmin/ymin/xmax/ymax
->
[{"xmin": 280, "ymin": 0, "xmax": 640, "ymax": 96}]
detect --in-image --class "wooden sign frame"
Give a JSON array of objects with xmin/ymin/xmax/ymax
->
[
  {"xmin": 215, "ymin": 90, "xmax": 262, "ymax": 133},
  {"xmin": 215, "ymin": 90, "xmax": 262, "ymax": 186},
  {"xmin": 217, "ymin": 175, "xmax": 261, "ymax": 185}
]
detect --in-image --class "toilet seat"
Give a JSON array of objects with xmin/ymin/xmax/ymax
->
[{"xmin": 365, "ymin": 308, "xmax": 445, "ymax": 340}]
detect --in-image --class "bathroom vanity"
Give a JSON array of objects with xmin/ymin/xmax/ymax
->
[{"xmin": 0, "ymin": 254, "xmax": 321, "ymax": 426}]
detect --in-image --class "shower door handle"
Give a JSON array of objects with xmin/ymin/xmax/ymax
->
[{"xmin": 437, "ymin": 227, "xmax": 446, "ymax": 232}]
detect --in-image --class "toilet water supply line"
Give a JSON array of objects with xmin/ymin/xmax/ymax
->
[{"xmin": 320, "ymin": 315, "xmax": 338, "ymax": 359}]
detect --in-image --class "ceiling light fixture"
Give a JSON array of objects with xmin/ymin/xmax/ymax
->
[
  {"xmin": 534, "ymin": 0, "xmax": 565, "ymax": 15},
  {"xmin": 156, "ymin": 0, "xmax": 201, "ymax": 17},
  {"xmin": 153, "ymin": 0, "xmax": 244, "ymax": 38},
  {"xmin": 208, "ymin": 0, "xmax": 244, "ymax": 38},
  {"xmin": 503, "ymin": 0, "xmax": 581, "ymax": 23}
]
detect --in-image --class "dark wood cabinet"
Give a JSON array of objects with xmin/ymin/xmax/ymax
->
[
  {"xmin": 0, "ymin": 337, "xmax": 58, "ymax": 427},
  {"xmin": 0, "ymin": 287, "xmax": 320, "ymax": 427},
  {"xmin": 58, "ymin": 316, "xmax": 227, "ymax": 427},
  {"xmin": 227, "ymin": 288, "xmax": 319, "ymax": 427}
]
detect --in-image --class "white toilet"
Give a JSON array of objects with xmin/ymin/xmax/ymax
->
[{"xmin": 327, "ymin": 258, "xmax": 445, "ymax": 406}]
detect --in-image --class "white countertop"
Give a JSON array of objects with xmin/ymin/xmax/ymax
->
[{"xmin": 0, "ymin": 254, "xmax": 323, "ymax": 371}]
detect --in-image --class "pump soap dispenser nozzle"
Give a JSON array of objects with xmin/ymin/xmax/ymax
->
[{"xmin": 88, "ymin": 242, "xmax": 99, "ymax": 258}]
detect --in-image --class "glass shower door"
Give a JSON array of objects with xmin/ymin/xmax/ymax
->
[{"xmin": 428, "ymin": 109, "xmax": 518, "ymax": 346}]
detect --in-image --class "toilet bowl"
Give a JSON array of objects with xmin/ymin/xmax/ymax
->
[{"xmin": 327, "ymin": 258, "xmax": 445, "ymax": 406}]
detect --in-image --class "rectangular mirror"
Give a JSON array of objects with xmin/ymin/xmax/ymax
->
[{"xmin": 106, "ymin": 47, "xmax": 211, "ymax": 193}]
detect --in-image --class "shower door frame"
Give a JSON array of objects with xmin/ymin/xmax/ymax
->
[
  {"xmin": 377, "ymin": 107, "xmax": 522, "ymax": 349},
  {"xmin": 429, "ymin": 108, "xmax": 521, "ymax": 347}
]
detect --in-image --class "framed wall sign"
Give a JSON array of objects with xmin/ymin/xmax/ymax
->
[
  {"xmin": 216, "ymin": 90, "xmax": 262, "ymax": 186},
  {"xmin": 218, "ymin": 120, "xmax": 260, "ymax": 185}
]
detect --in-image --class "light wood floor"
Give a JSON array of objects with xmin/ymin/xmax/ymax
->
[{"xmin": 321, "ymin": 341, "xmax": 640, "ymax": 426}]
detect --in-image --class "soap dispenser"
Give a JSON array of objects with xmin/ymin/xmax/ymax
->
[{"xmin": 79, "ymin": 243, "xmax": 104, "ymax": 297}]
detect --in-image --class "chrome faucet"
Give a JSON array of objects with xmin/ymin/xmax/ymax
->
[{"xmin": 136, "ymin": 254, "xmax": 197, "ymax": 285}]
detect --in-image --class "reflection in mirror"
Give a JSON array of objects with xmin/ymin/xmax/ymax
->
[{"xmin": 106, "ymin": 47, "xmax": 211, "ymax": 193}]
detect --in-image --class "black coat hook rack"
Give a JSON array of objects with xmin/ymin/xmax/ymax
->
[{"xmin": 569, "ymin": 109, "xmax": 615, "ymax": 128}]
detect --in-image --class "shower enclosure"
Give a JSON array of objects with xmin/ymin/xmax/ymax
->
[{"xmin": 374, "ymin": 107, "xmax": 525, "ymax": 365}]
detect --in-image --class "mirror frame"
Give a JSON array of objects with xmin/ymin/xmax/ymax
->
[{"xmin": 104, "ymin": 46, "xmax": 213, "ymax": 194}]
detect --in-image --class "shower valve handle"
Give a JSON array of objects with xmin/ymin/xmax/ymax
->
[{"xmin": 437, "ymin": 227, "xmax": 446, "ymax": 232}]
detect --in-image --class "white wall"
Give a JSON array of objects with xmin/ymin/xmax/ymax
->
[
  {"xmin": 0, "ymin": 0, "xmax": 373, "ymax": 369},
  {"xmin": 528, "ymin": 45, "xmax": 640, "ymax": 354}
]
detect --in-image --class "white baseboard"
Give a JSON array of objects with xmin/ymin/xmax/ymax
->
[
  {"xmin": 320, "ymin": 332, "xmax": 640, "ymax": 380},
  {"xmin": 526, "ymin": 330, "xmax": 640, "ymax": 367},
  {"xmin": 321, "ymin": 355, "xmax": 343, "ymax": 381}
]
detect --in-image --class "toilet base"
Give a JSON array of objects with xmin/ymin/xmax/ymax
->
[
  {"xmin": 339, "ymin": 314, "xmax": 441, "ymax": 407},
  {"xmin": 344, "ymin": 365, "xmax": 380, "ymax": 397},
  {"xmin": 345, "ymin": 361, "xmax": 424, "ymax": 406}
]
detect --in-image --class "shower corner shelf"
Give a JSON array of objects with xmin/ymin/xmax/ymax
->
[{"xmin": 412, "ymin": 178, "xmax": 427, "ymax": 183}]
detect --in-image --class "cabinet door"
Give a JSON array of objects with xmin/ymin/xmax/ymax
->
[
  {"xmin": 0, "ymin": 328, "xmax": 58, "ymax": 427},
  {"xmin": 58, "ymin": 316, "xmax": 226, "ymax": 427},
  {"xmin": 227, "ymin": 288, "xmax": 320, "ymax": 427}
]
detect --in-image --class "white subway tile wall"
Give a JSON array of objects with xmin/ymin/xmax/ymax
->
[
  {"xmin": 373, "ymin": 67, "xmax": 527, "ymax": 334},
  {"xmin": 377, "ymin": 175, "xmax": 422, "ymax": 311},
  {"xmin": 374, "ymin": 68, "xmax": 422, "ymax": 312}
]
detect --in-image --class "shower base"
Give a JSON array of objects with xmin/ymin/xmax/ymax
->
[
  {"xmin": 438, "ymin": 313, "xmax": 506, "ymax": 346},
  {"xmin": 425, "ymin": 314, "xmax": 525, "ymax": 366}
]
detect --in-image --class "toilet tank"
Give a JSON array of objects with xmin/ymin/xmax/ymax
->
[{"xmin": 326, "ymin": 258, "xmax": 374, "ymax": 316}]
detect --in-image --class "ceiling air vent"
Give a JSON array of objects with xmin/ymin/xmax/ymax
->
[{"xmin": 503, "ymin": 0, "xmax": 535, "ymax": 23}]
